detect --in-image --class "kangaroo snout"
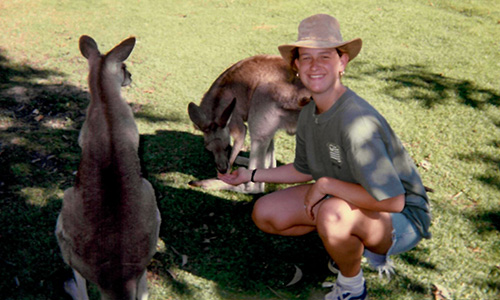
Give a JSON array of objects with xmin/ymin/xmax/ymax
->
[
  {"xmin": 216, "ymin": 162, "xmax": 229, "ymax": 174},
  {"xmin": 213, "ymin": 145, "xmax": 232, "ymax": 174}
]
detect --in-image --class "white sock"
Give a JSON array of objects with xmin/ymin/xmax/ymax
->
[{"xmin": 337, "ymin": 270, "xmax": 365, "ymax": 294}]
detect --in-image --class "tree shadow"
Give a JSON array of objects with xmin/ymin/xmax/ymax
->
[
  {"xmin": 140, "ymin": 129, "xmax": 289, "ymax": 182},
  {"xmin": 140, "ymin": 127, "xmax": 438, "ymax": 298},
  {"xmin": 464, "ymin": 209, "xmax": 500, "ymax": 235},
  {"xmin": 0, "ymin": 50, "xmax": 325, "ymax": 299},
  {"xmin": 456, "ymin": 150, "xmax": 500, "ymax": 192},
  {"xmin": 0, "ymin": 51, "xmax": 437, "ymax": 299},
  {"xmin": 140, "ymin": 130, "xmax": 215, "ymax": 179},
  {"xmin": 351, "ymin": 61, "xmax": 500, "ymax": 178},
  {"xmin": 351, "ymin": 62, "xmax": 500, "ymax": 110},
  {"xmin": 132, "ymin": 103, "xmax": 184, "ymax": 123},
  {"xmin": 0, "ymin": 48, "xmax": 64, "ymax": 86},
  {"xmin": 367, "ymin": 273, "xmax": 428, "ymax": 299},
  {"xmin": 0, "ymin": 49, "xmax": 89, "ymax": 298},
  {"xmin": 398, "ymin": 247, "xmax": 437, "ymax": 271},
  {"xmin": 139, "ymin": 129, "xmax": 330, "ymax": 298},
  {"xmin": 149, "ymin": 182, "xmax": 330, "ymax": 299}
]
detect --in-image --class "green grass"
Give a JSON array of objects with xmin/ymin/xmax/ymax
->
[{"xmin": 0, "ymin": 0, "xmax": 499, "ymax": 299}]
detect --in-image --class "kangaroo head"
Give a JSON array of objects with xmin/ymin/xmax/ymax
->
[
  {"xmin": 77, "ymin": 35, "xmax": 137, "ymax": 149},
  {"xmin": 188, "ymin": 98, "xmax": 236, "ymax": 173},
  {"xmin": 79, "ymin": 35, "xmax": 135, "ymax": 88}
]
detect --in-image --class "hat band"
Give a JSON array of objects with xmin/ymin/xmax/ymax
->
[{"xmin": 298, "ymin": 36, "xmax": 342, "ymax": 43}]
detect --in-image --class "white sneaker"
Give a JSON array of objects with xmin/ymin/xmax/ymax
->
[
  {"xmin": 328, "ymin": 257, "xmax": 396, "ymax": 280},
  {"xmin": 324, "ymin": 282, "xmax": 368, "ymax": 300}
]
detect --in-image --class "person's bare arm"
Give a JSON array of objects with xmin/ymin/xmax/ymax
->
[
  {"xmin": 218, "ymin": 163, "xmax": 313, "ymax": 185},
  {"xmin": 305, "ymin": 176, "xmax": 404, "ymax": 217}
]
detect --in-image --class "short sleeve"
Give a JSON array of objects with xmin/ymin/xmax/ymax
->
[{"xmin": 344, "ymin": 114, "xmax": 405, "ymax": 201}]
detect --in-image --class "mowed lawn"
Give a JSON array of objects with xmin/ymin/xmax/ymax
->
[{"xmin": 0, "ymin": 0, "xmax": 499, "ymax": 299}]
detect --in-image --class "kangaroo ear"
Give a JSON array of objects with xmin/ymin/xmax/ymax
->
[
  {"xmin": 79, "ymin": 35, "xmax": 100, "ymax": 59},
  {"xmin": 188, "ymin": 102, "xmax": 210, "ymax": 131},
  {"xmin": 217, "ymin": 98, "xmax": 236, "ymax": 127},
  {"xmin": 106, "ymin": 36, "xmax": 136, "ymax": 63}
]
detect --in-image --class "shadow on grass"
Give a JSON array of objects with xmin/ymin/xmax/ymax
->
[
  {"xmin": 0, "ymin": 49, "xmax": 64, "ymax": 86},
  {"xmin": 141, "ymin": 129, "xmax": 216, "ymax": 179},
  {"xmin": 141, "ymin": 129, "xmax": 331, "ymax": 298},
  {"xmin": 1, "ymin": 52, "xmax": 441, "ymax": 299},
  {"xmin": 0, "ymin": 49, "xmax": 88, "ymax": 298},
  {"xmin": 152, "ymin": 184, "xmax": 329, "ymax": 297},
  {"xmin": 350, "ymin": 62, "xmax": 500, "ymax": 110},
  {"xmin": 368, "ymin": 273, "xmax": 428, "ymax": 299},
  {"xmin": 464, "ymin": 209, "xmax": 500, "ymax": 234},
  {"xmin": 457, "ymin": 150, "xmax": 500, "ymax": 192},
  {"xmin": 0, "ymin": 50, "xmax": 328, "ymax": 299},
  {"xmin": 398, "ymin": 248, "xmax": 436, "ymax": 271},
  {"xmin": 132, "ymin": 103, "xmax": 184, "ymax": 124}
]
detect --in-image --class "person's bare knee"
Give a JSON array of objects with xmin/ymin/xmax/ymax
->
[
  {"xmin": 252, "ymin": 185, "xmax": 313, "ymax": 235},
  {"xmin": 316, "ymin": 198, "xmax": 354, "ymax": 243},
  {"xmin": 316, "ymin": 198, "xmax": 365, "ymax": 276},
  {"xmin": 252, "ymin": 195, "xmax": 277, "ymax": 233}
]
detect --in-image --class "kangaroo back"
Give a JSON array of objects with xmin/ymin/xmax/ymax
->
[
  {"xmin": 188, "ymin": 55, "xmax": 310, "ymax": 182},
  {"xmin": 56, "ymin": 35, "xmax": 160, "ymax": 300}
]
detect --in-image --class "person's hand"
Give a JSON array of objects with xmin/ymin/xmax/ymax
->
[
  {"xmin": 217, "ymin": 167, "xmax": 251, "ymax": 186},
  {"xmin": 304, "ymin": 181, "xmax": 328, "ymax": 220}
]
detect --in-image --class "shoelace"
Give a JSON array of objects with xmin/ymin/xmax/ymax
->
[
  {"xmin": 322, "ymin": 283, "xmax": 346, "ymax": 300},
  {"xmin": 322, "ymin": 282, "xmax": 364, "ymax": 300}
]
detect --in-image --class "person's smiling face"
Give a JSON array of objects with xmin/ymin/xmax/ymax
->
[{"xmin": 295, "ymin": 47, "xmax": 348, "ymax": 102}]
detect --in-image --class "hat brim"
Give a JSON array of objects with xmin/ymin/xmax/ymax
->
[{"xmin": 278, "ymin": 38, "xmax": 362, "ymax": 66}]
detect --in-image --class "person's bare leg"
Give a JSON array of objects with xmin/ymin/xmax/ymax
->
[
  {"xmin": 316, "ymin": 197, "xmax": 393, "ymax": 277},
  {"xmin": 252, "ymin": 184, "xmax": 318, "ymax": 236}
]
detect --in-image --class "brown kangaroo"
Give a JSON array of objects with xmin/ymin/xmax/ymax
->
[
  {"xmin": 188, "ymin": 55, "xmax": 310, "ymax": 194},
  {"xmin": 55, "ymin": 35, "xmax": 160, "ymax": 300}
]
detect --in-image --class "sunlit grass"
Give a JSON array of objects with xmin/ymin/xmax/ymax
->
[{"xmin": 0, "ymin": 0, "xmax": 498, "ymax": 299}]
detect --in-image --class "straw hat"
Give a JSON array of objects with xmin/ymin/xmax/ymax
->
[{"xmin": 278, "ymin": 14, "xmax": 362, "ymax": 66}]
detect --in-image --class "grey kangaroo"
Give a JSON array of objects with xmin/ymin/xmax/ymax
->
[
  {"xmin": 188, "ymin": 55, "xmax": 310, "ymax": 193},
  {"xmin": 55, "ymin": 35, "xmax": 160, "ymax": 300}
]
